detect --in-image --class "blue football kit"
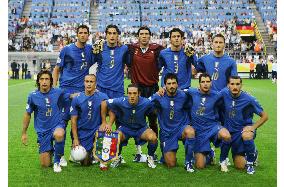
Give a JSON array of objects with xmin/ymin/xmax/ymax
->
[
  {"xmin": 70, "ymin": 91, "xmax": 108, "ymax": 152},
  {"xmin": 219, "ymin": 88, "xmax": 263, "ymax": 163},
  {"xmin": 26, "ymin": 88, "xmax": 67, "ymax": 163},
  {"xmin": 56, "ymin": 43, "xmax": 95, "ymax": 120},
  {"xmin": 159, "ymin": 48, "xmax": 196, "ymax": 90},
  {"xmin": 96, "ymin": 43, "xmax": 129, "ymax": 98},
  {"xmin": 106, "ymin": 96, "xmax": 157, "ymax": 156},
  {"xmin": 186, "ymin": 88, "xmax": 224, "ymax": 153},
  {"xmin": 196, "ymin": 53, "xmax": 237, "ymax": 91},
  {"xmin": 150, "ymin": 90, "xmax": 195, "ymax": 165}
]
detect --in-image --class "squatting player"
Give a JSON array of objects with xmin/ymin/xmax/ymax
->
[
  {"xmin": 219, "ymin": 76, "xmax": 268, "ymax": 174},
  {"xmin": 101, "ymin": 84, "xmax": 158, "ymax": 169},
  {"xmin": 70, "ymin": 74, "xmax": 109, "ymax": 169},
  {"xmin": 186, "ymin": 73, "xmax": 231, "ymax": 169},
  {"xmin": 21, "ymin": 70, "xmax": 69, "ymax": 173},
  {"xmin": 151, "ymin": 73, "xmax": 195, "ymax": 172}
]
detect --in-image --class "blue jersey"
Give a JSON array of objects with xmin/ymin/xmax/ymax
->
[
  {"xmin": 159, "ymin": 47, "xmax": 196, "ymax": 89},
  {"xmin": 220, "ymin": 87, "xmax": 263, "ymax": 132},
  {"xmin": 96, "ymin": 43, "xmax": 129, "ymax": 94},
  {"xmin": 57, "ymin": 43, "xmax": 95, "ymax": 91},
  {"xmin": 70, "ymin": 91, "xmax": 108, "ymax": 139},
  {"xmin": 196, "ymin": 53, "xmax": 237, "ymax": 91},
  {"xmin": 106, "ymin": 96, "xmax": 154, "ymax": 129},
  {"xmin": 26, "ymin": 88, "xmax": 66, "ymax": 133},
  {"xmin": 149, "ymin": 90, "xmax": 191, "ymax": 135},
  {"xmin": 186, "ymin": 88, "xmax": 223, "ymax": 131}
]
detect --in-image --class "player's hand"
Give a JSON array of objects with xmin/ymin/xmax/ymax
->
[
  {"xmin": 21, "ymin": 133, "xmax": 28, "ymax": 146},
  {"xmin": 92, "ymin": 39, "xmax": 104, "ymax": 54},
  {"xmin": 70, "ymin": 92, "xmax": 80, "ymax": 99},
  {"xmin": 99, "ymin": 123, "xmax": 107, "ymax": 132},
  {"xmin": 184, "ymin": 43, "xmax": 195, "ymax": 58},
  {"xmin": 73, "ymin": 138, "xmax": 80, "ymax": 148},
  {"xmin": 105, "ymin": 124, "xmax": 112, "ymax": 134},
  {"xmin": 243, "ymin": 125, "xmax": 255, "ymax": 133},
  {"xmin": 156, "ymin": 87, "xmax": 165, "ymax": 96}
]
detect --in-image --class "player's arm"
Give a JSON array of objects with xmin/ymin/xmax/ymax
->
[
  {"xmin": 21, "ymin": 112, "xmax": 31, "ymax": 145},
  {"xmin": 100, "ymin": 100, "xmax": 113, "ymax": 133},
  {"xmin": 244, "ymin": 111, "xmax": 268, "ymax": 132},
  {"xmin": 52, "ymin": 65, "xmax": 60, "ymax": 87},
  {"xmin": 71, "ymin": 115, "xmax": 80, "ymax": 147}
]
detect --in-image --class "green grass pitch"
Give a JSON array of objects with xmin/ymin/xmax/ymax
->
[{"xmin": 8, "ymin": 78, "xmax": 276, "ymax": 186}]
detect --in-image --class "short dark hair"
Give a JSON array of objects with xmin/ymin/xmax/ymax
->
[
  {"xmin": 137, "ymin": 26, "xmax": 151, "ymax": 36},
  {"xmin": 127, "ymin": 83, "xmax": 140, "ymax": 93},
  {"xmin": 105, "ymin": 24, "xmax": 121, "ymax": 35},
  {"xmin": 164, "ymin": 73, "xmax": 178, "ymax": 85},
  {"xmin": 228, "ymin": 76, "xmax": 242, "ymax": 84},
  {"xmin": 76, "ymin": 25, "xmax": 89, "ymax": 34},
  {"xmin": 199, "ymin": 73, "xmax": 211, "ymax": 83},
  {"xmin": 169, "ymin": 28, "xmax": 184, "ymax": 38},
  {"xmin": 36, "ymin": 70, "xmax": 53, "ymax": 89},
  {"xmin": 212, "ymin": 33, "xmax": 225, "ymax": 43}
]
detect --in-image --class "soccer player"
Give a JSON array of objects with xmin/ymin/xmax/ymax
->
[
  {"xmin": 159, "ymin": 28, "xmax": 196, "ymax": 90},
  {"xmin": 101, "ymin": 84, "xmax": 158, "ymax": 169},
  {"xmin": 194, "ymin": 34, "xmax": 238, "ymax": 91},
  {"xmin": 52, "ymin": 25, "xmax": 95, "ymax": 163},
  {"xmin": 95, "ymin": 24, "xmax": 129, "ymax": 98},
  {"xmin": 70, "ymin": 74, "xmax": 109, "ymax": 168},
  {"xmin": 150, "ymin": 73, "xmax": 195, "ymax": 172},
  {"xmin": 127, "ymin": 26, "xmax": 164, "ymax": 162},
  {"xmin": 21, "ymin": 70, "xmax": 68, "ymax": 173},
  {"xmin": 186, "ymin": 73, "xmax": 231, "ymax": 169},
  {"xmin": 219, "ymin": 76, "xmax": 268, "ymax": 174}
]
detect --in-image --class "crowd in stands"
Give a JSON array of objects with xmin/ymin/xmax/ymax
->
[{"xmin": 8, "ymin": 0, "xmax": 276, "ymax": 60}]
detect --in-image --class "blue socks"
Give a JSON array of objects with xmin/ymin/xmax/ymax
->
[
  {"xmin": 54, "ymin": 140, "xmax": 64, "ymax": 164},
  {"xmin": 184, "ymin": 138, "xmax": 195, "ymax": 164},
  {"xmin": 220, "ymin": 140, "xmax": 231, "ymax": 162},
  {"xmin": 244, "ymin": 139, "xmax": 256, "ymax": 163},
  {"xmin": 147, "ymin": 142, "xmax": 158, "ymax": 157}
]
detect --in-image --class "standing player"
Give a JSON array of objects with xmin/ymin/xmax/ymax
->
[
  {"xmin": 70, "ymin": 74, "xmax": 110, "ymax": 168},
  {"xmin": 21, "ymin": 70, "xmax": 67, "ymax": 173},
  {"xmin": 52, "ymin": 25, "xmax": 95, "ymax": 163},
  {"xmin": 127, "ymin": 26, "xmax": 164, "ymax": 161},
  {"xmin": 159, "ymin": 28, "xmax": 196, "ymax": 90},
  {"xmin": 186, "ymin": 73, "xmax": 231, "ymax": 169},
  {"xmin": 194, "ymin": 34, "xmax": 238, "ymax": 91},
  {"xmin": 151, "ymin": 73, "xmax": 195, "ymax": 172},
  {"xmin": 101, "ymin": 84, "xmax": 158, "ymax": 169},
  {"xmin": 95, "ymin": 24, "xmax": 129, "ymax": 98},
  {"xmin": 219, "ymin": 76, "xmax": 268, "ymax": 174}
]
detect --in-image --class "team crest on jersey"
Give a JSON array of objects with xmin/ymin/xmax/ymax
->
[
  {"xmin": 108, "ymin": 99, "xmax": 114, "ymax": 103},
  {"xmin": 26, "ymin": 104, "xmax": 29, "ymax": 110},
  {"xmin": 70, "ymin": 106, "xmax": 73, "ymax": 112},
  {"xmin": 93, "ymin": 131, "xmax": 120, "ymax": 163},
  {"xmin": 201, "ymin": 97, "xmax": 206, "ymax": 106},
  {"xmin": 215, "ymin": 61, "xmax": 219, "ymax": 68}
]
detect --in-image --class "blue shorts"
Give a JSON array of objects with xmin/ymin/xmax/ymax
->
[
  {"xmin": 79, "ymin": 128, "xmax": 98, "ymax": 152},
  {"xmin": 61, "ymin": 87, "xmax": 82, "ymax": 121},
  {"xmin": 37, "ymin": 123, "xmax": 66, "ymax": 154},
  {"xmin": 97, "ymin": 85, "xmax": 124, "ymax": 99},
  {"xmin": 194, "ymin": 125, "xmax": 223, "ymax": 153},
  {"xmin": 230, "ymin": 130, "xmax": 257, "ymax": 157},
  {"xmin": 160, "ymin": 125, "xmax": 187, "ymax": 153},
  {"xmin": 118, "ymin": 126, "xmax": 148, "ymax": 147}
]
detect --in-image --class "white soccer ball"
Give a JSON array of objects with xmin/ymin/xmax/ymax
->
[{"xmin": 71, "ymin": 145, "xmax": 87, "ymax": 161}]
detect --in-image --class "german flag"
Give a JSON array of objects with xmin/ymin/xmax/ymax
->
[{"xmin": 236, "ymin": 24, "xmax": 255, "ymax": 36}]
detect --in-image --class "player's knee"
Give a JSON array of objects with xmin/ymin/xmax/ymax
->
[
  {"xmin": 166, "ymin": 161, "xmax": 176, "ymax": 168},
  {"xmin": 242, "ymin": 132, "xmax": 253, "ymax": 140},
  {"xmin": 195, "ymin": 161, "xmax": 205, "ymax": 169},
  {"xmin": 40, "ymin": 160, "xmax": 51, "ymax": 168},
  {"xmin": 184, "ymin": 126, "xmax": 195, "ymax": 138},
  {"xmin": 148, "ymin": 132, "xmax": 157, "ymax": 143},
  {"xmin": 220, "ymin": 129, "xmax": 231, "ymax": 142},
  {"xmin": 234, "ymin": 156, "xmax": 246, "ymax": 169},
  {"xmin": 54, "ymin": 128, "xmax": 65, "ymax": 141}
]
